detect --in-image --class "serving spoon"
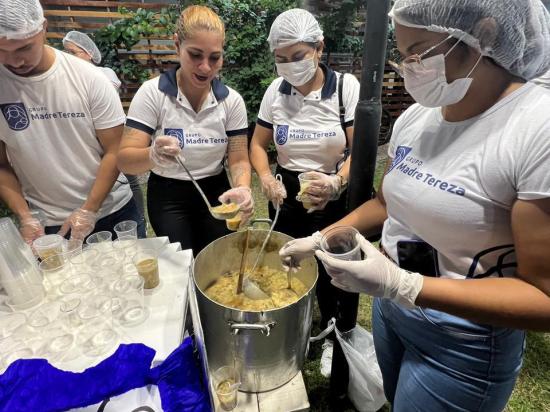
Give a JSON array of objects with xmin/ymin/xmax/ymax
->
[{"xmin": 175, "ymin": 155, "xmax": 240, "ymax": 220}]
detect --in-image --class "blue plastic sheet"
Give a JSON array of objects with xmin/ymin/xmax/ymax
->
[{"xmin": 0, "ymin": 338, "xmax": 211, "ymax": 412}]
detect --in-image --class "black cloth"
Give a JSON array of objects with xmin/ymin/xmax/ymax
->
[
  {"xmin": 147, "ymin": 171, "xmax": 230, "ymax": 256},
  {"xmin": 269, "ymin": 165, "xmax": 359, "ymax": 333}
]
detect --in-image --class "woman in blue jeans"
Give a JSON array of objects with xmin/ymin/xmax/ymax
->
[{"xmin": 280, "ymin": 1, "xmax": 550, "ymax": 410}]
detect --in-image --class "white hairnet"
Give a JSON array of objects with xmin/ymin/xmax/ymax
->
[
  {"xmin": 63, "ymin": 30, "xmax": 102, "ymax": 64},
  {"xmin": 0, "ymin": 0, "xmax": 45, "ymax": 40},
  {"xmin": 267, "ymin": 8, "xmax": 324, "ymax": 52},
  {"xmin": 390, "ymin": 0, "xmax": 550, "ymax": 80}
]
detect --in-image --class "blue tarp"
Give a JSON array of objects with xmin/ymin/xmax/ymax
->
[{"xmin": 0, "ymin": 337, "xmax": 211, "ymax": 412}]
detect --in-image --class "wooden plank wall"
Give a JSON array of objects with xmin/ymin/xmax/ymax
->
[
  {"xmin": 41, "ymin": 0, "xmax": 179, "ymax": 109},
  {"xmin": 41, "ymin": 1, "xmax": 413, "ymax": 117}
]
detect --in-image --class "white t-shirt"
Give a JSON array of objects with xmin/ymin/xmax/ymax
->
[
  {"xmin": 0, "ymin": 47, "xmax": 131, "ymax": 225},
  {"xmin": 381, "ymin": 82, "xmax": 550, "ymax": 280},
  {"xmin": 98, "ymin": 67, "xmax": 121, "ymax": 90},
  {"xmin": 257, "ymin": 64, "xmax": 360, "ymax": 173},
  {"xmin": 126, "ymin": 68, "xmax": 248, "ymax": 180},
  {"xmin": 533, "ymin": 69, "xmax": 550, "ymax": 91}
]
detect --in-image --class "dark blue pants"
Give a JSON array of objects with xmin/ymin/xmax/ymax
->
[{"xmin": 45, "ymin": 198, "xmax": 146, "ymax": 240}]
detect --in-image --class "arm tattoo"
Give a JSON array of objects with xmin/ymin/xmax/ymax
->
[{"xmin": 227, "ymin": 135, "xmax": 248, "ymax": 153}]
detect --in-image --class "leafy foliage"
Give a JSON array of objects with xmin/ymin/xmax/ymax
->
[
  {"xmin": 93, "ymin": 7, "xmax": 179, "ymax": 84},
  {"xmin": 184, "ymin": 0, "xmax": 297, "ymax": 122},
  {"xmin": 318, "ymin": 0, "xmax": 364, "ymax": 58}
]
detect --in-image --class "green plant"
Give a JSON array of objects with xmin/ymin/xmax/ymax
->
[
  {"xmin": 93, "ymin": 7, "xmax": 179, "ymax": 83},
  {"xmin": 184, "ymin": 0, "xmax": 297, "ymax": 122},
  {"xmin": 319, "ymin": 0, "xmax": 364, "ymax": 59}
]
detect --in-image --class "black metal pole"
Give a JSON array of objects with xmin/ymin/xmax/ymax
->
[{"xmin": 329, "ymin": 0, "xmax": 391, "ymax": 406}]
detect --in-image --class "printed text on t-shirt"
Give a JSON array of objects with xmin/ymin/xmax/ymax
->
[{"xmin": 390, "ymin": 146, "xmax": 466, "ymax": 196}]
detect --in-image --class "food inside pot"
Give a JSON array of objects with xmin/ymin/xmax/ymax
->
[{"xmin": 205, "ymin": 266, "xmax": 308, "ymax": 311}]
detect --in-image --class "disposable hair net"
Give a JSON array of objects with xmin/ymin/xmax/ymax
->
[
  {"xmin": 0, "ymin": 0, "xmax": 45, "ymax": 40},
  {"xmin": 63, "ymin": 30, "xmax": 102, "ymax": 64},
  {"xmin": 390, "ymin": 0, "xmax": 550, "ymax": 80},
  {"xmin": 267, "ymin": 8, "xmax": 324, "ymax": 52}
]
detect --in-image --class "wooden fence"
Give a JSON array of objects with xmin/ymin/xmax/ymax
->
[{"xmin": 41, "ymin": 0, "xmax": 414, "ymax": 117}]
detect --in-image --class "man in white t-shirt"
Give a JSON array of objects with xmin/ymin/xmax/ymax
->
[{"xmin": 0, "ymin": 0, "xmax": 141, "ymax": 242}]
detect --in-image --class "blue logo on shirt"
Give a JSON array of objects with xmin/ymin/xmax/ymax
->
[
  {"xmin": 388, "ymin": 145, "xmax": 412, "ymax": 173},
  {"xmin": 466, "ymin": 245, "xmax": 516, "ymax": 278},
  {"xmin": 164, "ymin": 128, "xmax": 184, "ymax": 148},
  {"xmin": 276, "ymin": 125, "xmax": 289, "ymax": 145},
  {"xmin": 0, "ymin": 103, "xmax": 30, "ymax": 131}
]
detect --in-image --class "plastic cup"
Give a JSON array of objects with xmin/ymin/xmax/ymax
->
[
  {"xmin": 132, "ymin": 249, "xmax": 159, "ymax": 289},
  {"xmin": 114, "ymin": 220, "xmax": 138, "ymax": 240},
  {"xmin": 297, "ymin": 173, "xmax": 316, "ymax": 210},
  {"xmin": 69, "ymin": 248, "xmax": 99, "ymax": 275},
  {"xmin": 112, "ymin": 275, "xmax": 148, "ymax": 326},
  {"xmin": 59, "ymin": 239, "xmax": 83, "ymax": 263},
  {"xmin": 226, "ymin": 213, "xmax": 242, "ymax": 231},
  {"xmin": 85, "ymin": 231, "xmax": 112, "ymax": 252},
  {"xmin": 77, "ymin": 294, "xmax": 118, "ymax": 357},
  {"xmin": 27, "ymin": 301, "xmax": 62, "ymax": 331},
  {"xmin": 320, "ymin": 226, "xmax": 361, "ymax": 261},
  {"xmin": 33, "ymin": 234, "xmax": 64, "ymax": 262},
  {"xmin": 39, "ymin": 254, "xmax": 71, "ymax": 289},
  {"xmin": 213, "ymin": 366, "xmax": 241, "ymax": 411},
  {"xmin": 113, "ymin": 238, "xmax": 138, "ymax": 262},
  {"xmin": 2, "ymin": 277, "xmax": 45, "ymax": 309},
  {"xmin": 59, "ymin": 273, "xmax": 95, "ymax": 295},
  {"xmin": 59, "ymin": 297, "xmax": 83, "ymax": 329}
]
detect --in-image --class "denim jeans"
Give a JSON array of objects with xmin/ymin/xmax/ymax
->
[
  {"xmin": 45, "ymin": 198, "xmax": 146, "ymax": 240},
  {"xmin": 372, "ymin": 298, "xmax": 525, "ymax": 412}
]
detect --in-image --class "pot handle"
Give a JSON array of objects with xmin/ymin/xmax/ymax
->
[
  {"xmin": 249, "ymin": 218, "xmax": 272, "ymax": 227},
  {"xmin": 229, "ymin": 321, "xmax": 276, "ymax": 336}
]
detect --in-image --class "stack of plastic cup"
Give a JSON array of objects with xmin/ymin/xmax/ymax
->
[
  {"xmin": 0, "ymin": 217, "xmax": 37, "ymax": 266},
  {"xmin": 0, "ymin": 239, "xmax": 45, "ymax": 310}
]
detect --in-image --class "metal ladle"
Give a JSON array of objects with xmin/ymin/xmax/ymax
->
[{"xmin": 175, "ymin": 155, "xmax": 240, "ymax": 220}]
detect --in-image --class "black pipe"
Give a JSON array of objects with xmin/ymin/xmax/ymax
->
[{"xmin": 330, "ymin": 0, "xmax": 391, "ymax": 406}]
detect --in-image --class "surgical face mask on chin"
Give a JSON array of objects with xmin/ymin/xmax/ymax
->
[
  {"xmin": 403, "ymin": 53, "xmax": 481, "ymax": 108},
  {"xmin": 276, "ymin": 56, "xmax": 318, "ymax": 87}
]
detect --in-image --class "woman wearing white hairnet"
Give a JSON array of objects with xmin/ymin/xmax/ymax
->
[
  {"xmin": 62, "ymin": 30, "xmax": 146, "ymax": 233},
  {"xmin": 280, "ymin": 0, "xmax": 550, "ymax": 410},
  {"xmin": 250, "ymin": 9, "xmax": 360, "ymax": 378},
  {"xmin": 63, "ymin": 31, "xmax": 121, "ymax": 90}
]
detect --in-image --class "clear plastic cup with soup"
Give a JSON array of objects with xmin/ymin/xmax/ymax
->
[
  {"xmin": 132, "ymin": 249, "xmax": 160, "ymax": 289},
  {"xmin": 297, "ymin": 172, "xmax": 316, "ymax": 210},
  {"xmin": 33, "ymin": 234, "xmax": 64, "ymax": 263}
]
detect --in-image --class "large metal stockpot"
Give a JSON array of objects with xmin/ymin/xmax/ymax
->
[{"xmin": 193, "ymin": 228, "xmax": 318, "ymax": 393}]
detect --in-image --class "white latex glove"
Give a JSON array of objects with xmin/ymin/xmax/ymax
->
[
  {"xmin": 58, "ymin": 208, "xmax": 98, "ymax": 240},
  {"xmin": 219, "ymin": 186, "xmax": 254, "ymax": 228},
  {"xmin": 149, "ymin": 135, "xmax": 182, "ymax": 170},
  {"xmin": 315, "ymin": 233, "xmax": 424, "ymax": 308},
  {"xmin": 19, "ymin": 216, "xmax": 45, "ymax": 246},
  {"xmin": 300, "ymin": 171, "xmax": 342, "ymax": 213},
  {"xmin": 278, "ymin": 231, "xmax": 323, "ymax": 271},
  {"xmin": 259, "ymin": 173, "xmax": 287, "ymax": 207}
]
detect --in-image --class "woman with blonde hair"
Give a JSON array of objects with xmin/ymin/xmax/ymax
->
[{"xmin": 118, "ymin": 5, "xmax": 253, "ymax": 255}]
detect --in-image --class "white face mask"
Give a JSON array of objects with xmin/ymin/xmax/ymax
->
[
  {"xmin": 403, "ymin": 39, "xmax": 482, "ymax": 108},
  {"xmin": 276, "ymin": 56, "xmax": 318, "ymax": 87}
]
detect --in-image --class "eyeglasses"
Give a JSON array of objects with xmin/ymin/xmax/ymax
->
[{"xmin": 389, "ymin": 35, "xmax": 456, "ymax": 77}]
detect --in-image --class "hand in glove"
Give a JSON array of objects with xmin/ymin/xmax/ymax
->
[
  {"xmin": 58, "ymin": 208, "xmax": 98, "ymax": 240},
  {"xmin": 219, "ymin": 186, "xmax": 255, "ymax": 228},
  {"xmin": 259, "ymin": 173, "xmax": 287, "ymax": 207},
  {"xmin": 315, "ymin": 233, "xmax": 424, "ymax": 308},
  {"xmin": 301, "ymin": 171, "xmax": 343, "ymax": 212},
  {"xmin": 19, "ymin": 216, "xmax": 45, "ymax": 245},
  {"xmin": 150, "ymin": 135, "xmax": 182, "ymax": 170},
  {"xmin": 279, "ymin": 231, "xmax": 323, "ymax": 271}
]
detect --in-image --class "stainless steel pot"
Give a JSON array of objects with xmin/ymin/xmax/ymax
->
[{"xmin": 193, "ymin": 228, "xmax": 318, "ymax": 393}]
